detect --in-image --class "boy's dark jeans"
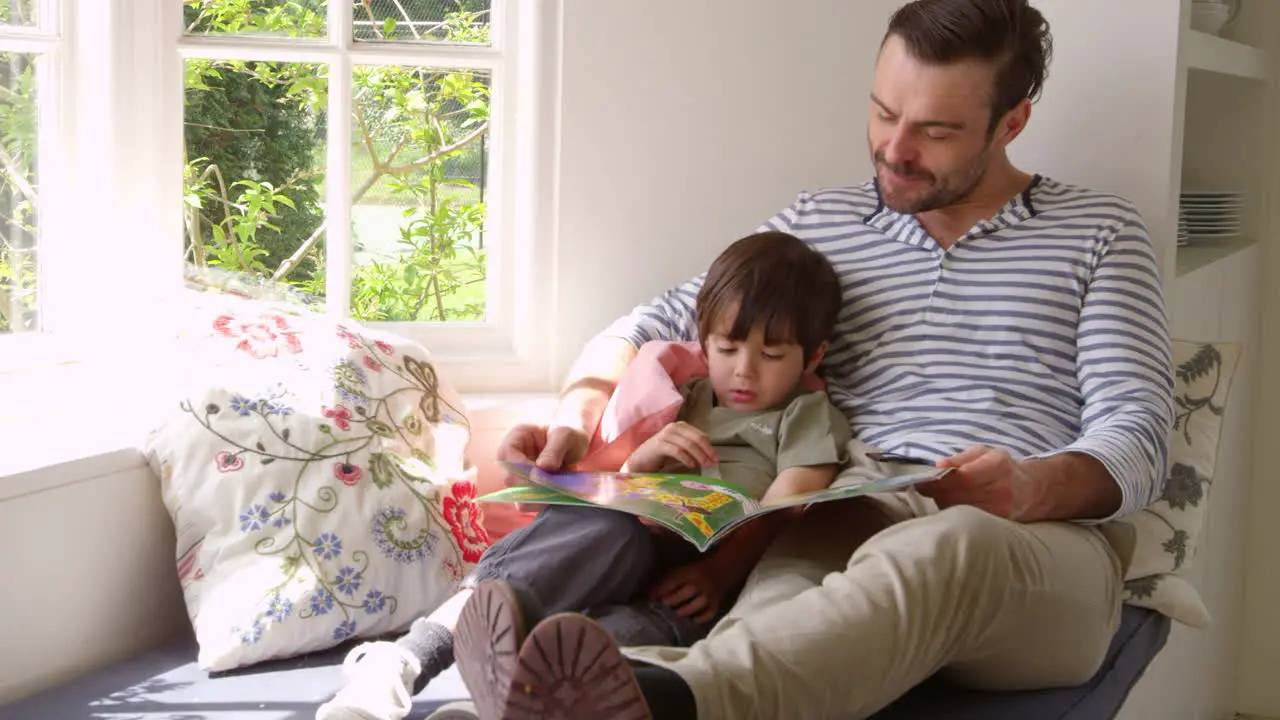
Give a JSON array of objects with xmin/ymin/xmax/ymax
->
[{"xmin": 465, "ymin": 504, "xmax": 712, "ymax": 646}]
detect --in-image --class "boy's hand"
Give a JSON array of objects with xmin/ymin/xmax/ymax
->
[
  {"xmin": 649, "ymin": 561, "xmax": 725, "ymax": 624},
  {"xmin": 626, "ymin": 421, "xmax": 718, "ymax": 473},
  {"xmin": 497, "ymin": 423, "xmax": 588, "ymax": 512}
]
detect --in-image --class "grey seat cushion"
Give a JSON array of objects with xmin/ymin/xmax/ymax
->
[
  {"xmin": 3, "ymin": 605, "xmax": 1168, "ymax": 719},
  {"xmin": 869, "ymin": 605, "xmax": 1171, "ymax": 719}
]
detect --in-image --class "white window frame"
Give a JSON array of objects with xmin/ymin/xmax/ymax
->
[
  {"xmin": 167, "ymin": 0, "xmax": 556, "ymax": 392},
  {"xmin": 0, "ymin": 1, "xmax": 66, "ymax": 342},
  {"xmin": 6, "ymin": 0, "xmax": 558, "ymax": 394}
]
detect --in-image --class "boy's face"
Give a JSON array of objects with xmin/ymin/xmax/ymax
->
[{"xmin": 704, "ymin": 324, "xmax": 825, "ymax": 412}]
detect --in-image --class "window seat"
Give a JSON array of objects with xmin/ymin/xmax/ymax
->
[{"xmin": 2, "ymin": 604, "xmax": 1169, "ymax": 719}]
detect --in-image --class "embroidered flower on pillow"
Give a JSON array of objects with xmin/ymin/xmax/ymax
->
[
  {"xmin": 444, "ymin": 480, "xmax": 491, "ymax": 563},
  {"xmin": 213, "ymin": 312, "xmax": 303, "ymax": 359}
]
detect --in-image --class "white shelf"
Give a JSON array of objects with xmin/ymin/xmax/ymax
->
[
  {"xmin": 1182, "ymin": 30, "xmax": 1271, "ymax": 81},
  {"xmin": 1175, "ymin": 236, "xmax": 1258, "ymax": 277}
]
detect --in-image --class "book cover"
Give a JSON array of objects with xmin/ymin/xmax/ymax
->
[{"xmin": 479, "ymin": 461, "xmax": 951, "ymax": 551}]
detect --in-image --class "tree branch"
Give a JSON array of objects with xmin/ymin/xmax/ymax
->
[
  {"xmin": 353, "ymin": 98, "xmax": 382, "ymax": 172},
  {"xmin": 186, "ymin": 8, "xmax": 209, "ymax": 34},
  {"xmin": 270, "ymin": 115, "xmax": 487, "ymax": 283},
  {"xmin": 383, "ymin": 121, "xmax": 487, "ymax": 177},
  {"xmin": 186, "ymin": 204, "xmax": 206, "ymax": 267},
  {"xmin": 204, "ymin": 162, "xmax": 248, "ymax": 269},
  {"xmin": 411, "ymin": 271, "xmax": 433, "ymax": 318},
  {"xmin": 185, "ymin": 122, "xmax": 267, "ymax": 134},
  {"xmin": 383, "ymin": 134, "xmax": 411, "ymax": 167},
  {"xmin": 389, "ymin": 0, "xmax": 424, "ymax": 40},
  {"xmin": 272, "ymin": 221, "xmax": 326, "ymax": 281},
  {"xmin": 356, "ymin": 0, "xmax": 385, "ymax": 40},
  {"xmin": 0, "ymin": 143, "xmax": 36, "ymax": 206}
]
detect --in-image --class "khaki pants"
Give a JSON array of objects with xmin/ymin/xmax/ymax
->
[{"xmin": 622, "ymin": 492, "xmax": 1123, "ymax": 720}]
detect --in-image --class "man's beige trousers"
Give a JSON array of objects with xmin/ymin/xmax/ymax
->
[{"xmin": 623, "ymin": 493, "xmax": 1123, "ymax": 720}]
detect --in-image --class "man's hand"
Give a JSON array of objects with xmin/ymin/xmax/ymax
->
[
  {"xmin": 497, "ymin": 423, "xmax": 588, "ymax": 511},
  {"xmin": 921, "ymin": 446, "xmax": 1122, "ymax": 523},
  {"xmin": 649, "ymin": 561, "xmax": 726, "ymax": 624},
  {"xmin": 625, "ymin": 421, "xmax": 718, "ymax": 474},
  {"xmin": 919, "ymin": 445, "xmax": 1038, "ymax": 522}
]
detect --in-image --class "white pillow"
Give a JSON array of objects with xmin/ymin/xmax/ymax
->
[
  {"xmin": 144, "ymin": 292, "xmax": 491, "ymax": 671},
  {"xmin": 1103, "ymin": 340, "xmax": 1241, "ymax": 627}
]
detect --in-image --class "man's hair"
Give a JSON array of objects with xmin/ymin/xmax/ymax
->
[
  {"xmin": 884, "ymin": 0, "xmax": 1053, "ymax": 133},
  {"xmin": 696, "ymin": 231, "xmax": 843, "ymax": 361}
]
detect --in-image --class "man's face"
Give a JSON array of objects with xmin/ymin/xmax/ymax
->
[{"xmin": 867, "ymin": 36, "xmax": 1003, "ymax": 214}]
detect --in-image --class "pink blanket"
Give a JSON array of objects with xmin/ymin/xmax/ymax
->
[{"xmin": 573, "ymin": 341, "xmax": 711, "ymax": 472}]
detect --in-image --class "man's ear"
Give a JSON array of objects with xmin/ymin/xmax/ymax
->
[
  {"xmin": 805, "ymin": 341, "xmax": 829, "ymax": 374},
  {"xmin": 993, "ymin": 97, "xmax": 1032, "ymax": 149}
]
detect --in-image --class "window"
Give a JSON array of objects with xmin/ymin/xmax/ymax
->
[
  {"xmin": 0, "ymin": 0, "xmax": 59, "ymax": 336},
  {"xmin": 0, "ymin": 0, "xmax": 556, "ymax": 391},
  {"xmin": 173, "ymin": 0, "xmax": 553, "ymax": 390}
]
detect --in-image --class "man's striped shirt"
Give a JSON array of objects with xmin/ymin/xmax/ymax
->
[{"xmin": 604, "ymin": 176, "xmax": 1174, "ymax": 521}]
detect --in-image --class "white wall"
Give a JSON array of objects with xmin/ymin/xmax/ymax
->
[
  {"xmin": 550, "ymin": 0, "xmax": 899, "ymax": 378},
  {"xmin": 0, "ymin": 459, "xmax": 189, "ymax": 702},
  {"xmin": 1119, "ymin": 249, "xmax": 1263, "ymax": 720},
  {"xmin": 1235, "ymin": 0, "xmax": 1280, "ymax": 711},
  {"xmin": 1007, "ymin": 0, "xmax": 1184, "ymax": 278}
]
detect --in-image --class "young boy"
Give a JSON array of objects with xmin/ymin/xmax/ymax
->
[{"xmin": 318, "ymin": 231, "xmax": 849, "ymax": 720}]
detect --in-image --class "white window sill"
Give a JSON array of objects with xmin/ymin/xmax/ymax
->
[{"xmin": 0, "ymin": 382, "xmax": 559, "ymax": 500}]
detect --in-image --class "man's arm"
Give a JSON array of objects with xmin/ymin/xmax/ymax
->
[
  {"xmin": 547, "ymin": 335, "xmax": 638, "ymax": 441},
  {"xmin": 1019, "ymin": 453, "xmax": 1121, "ymax": 522},
  {"xmin": 1042, "ymin": 210, "xmax": 1174, "ymax": 521},
  {"xmin": 930, "ymin": 210, "xmax": 1173, "ymax": 524},
  {"xmin": 537, "ymin": 280, "xmax": 703, "ymax": 467},
  {"xmin": 1004, "ymin": 211, "xmax": 1172, "ymax": 523}
]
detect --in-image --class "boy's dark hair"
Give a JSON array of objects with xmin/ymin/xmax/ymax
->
[
  {"xmin": 884, "ymin": 0, "xmax": 1052, "ymax": 134},
  {"xmin": 696, "ymin": 231, "xmax": 842, "ymax": 361}
]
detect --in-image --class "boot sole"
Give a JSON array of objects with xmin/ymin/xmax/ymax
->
[
  {"xmin": 454, "ymin": 580, "xmax": 528, "ymax": 720},
  {"xmin": 501, "ymin": 613, "xmax": 651, "ymax": 720}
]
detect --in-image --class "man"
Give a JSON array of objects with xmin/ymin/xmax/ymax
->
[{"xmin": 460, "ymin": 0, "xmax": 1174, "ymax": 717}]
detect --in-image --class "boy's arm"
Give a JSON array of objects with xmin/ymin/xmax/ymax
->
[
  {"xmin": 698, "ymin": 391, "xmax": 849, "ymax": 588},
  {"xmin": 760, "ymin": 463, "xmax": 841, "ymax": 504},
  {"xmin": 700, "ymin": 463, "xmax": 839, "ymax": 590}
]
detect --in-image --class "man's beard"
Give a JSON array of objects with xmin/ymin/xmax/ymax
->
[{"xmin": 873, "ymin": 147, "xmax": 989, "ymax": 214}]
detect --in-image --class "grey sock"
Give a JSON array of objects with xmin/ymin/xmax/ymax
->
[{"xmin": 396, "ymin": 618, "xmax": 454, "ymax": 693}]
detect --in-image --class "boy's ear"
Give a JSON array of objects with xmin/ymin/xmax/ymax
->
[{"xmin": 804, "ymin": 341, "xmax": 829, "ymax": 374}]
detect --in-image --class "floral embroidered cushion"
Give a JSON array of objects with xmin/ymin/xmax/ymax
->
[
  {"xmin": 1101, "ymin": 340, "xmax": 1241, "ymax": 627},
  {"xmin": 144, "ymin": 290, "xmax": 492, "ymax": 671}
]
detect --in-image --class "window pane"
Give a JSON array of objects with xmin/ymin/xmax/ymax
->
[
  {"xmin": 0, "ymin": 51, "xmax": 38, "ymax": 334},
  {"xmin": 353, "ymin": 0, "xmax": 491, "ymax": 44},
  {"xmin": 351, "ymin": 64, "xmax": 489, "ymax": 322},
  {"xmin": 0, "ymin": 0, "xmax": 37, "ymax": 28},
  {"xmin": 183, "ymin": 0, "xmax": 328, "ymax": 39},
  {"xmin": 184, "ymin": 59, "xmax": 328, "ymax": 301}
]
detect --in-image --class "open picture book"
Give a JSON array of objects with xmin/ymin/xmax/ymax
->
[{"xmin": 479, "ymin": 461, "xmax": 953, "ymax": 552}]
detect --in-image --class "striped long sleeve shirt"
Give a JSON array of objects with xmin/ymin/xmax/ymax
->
[{"xmin": 603, "ymin": 176, "xmax": 1174, "ymax": 521}]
